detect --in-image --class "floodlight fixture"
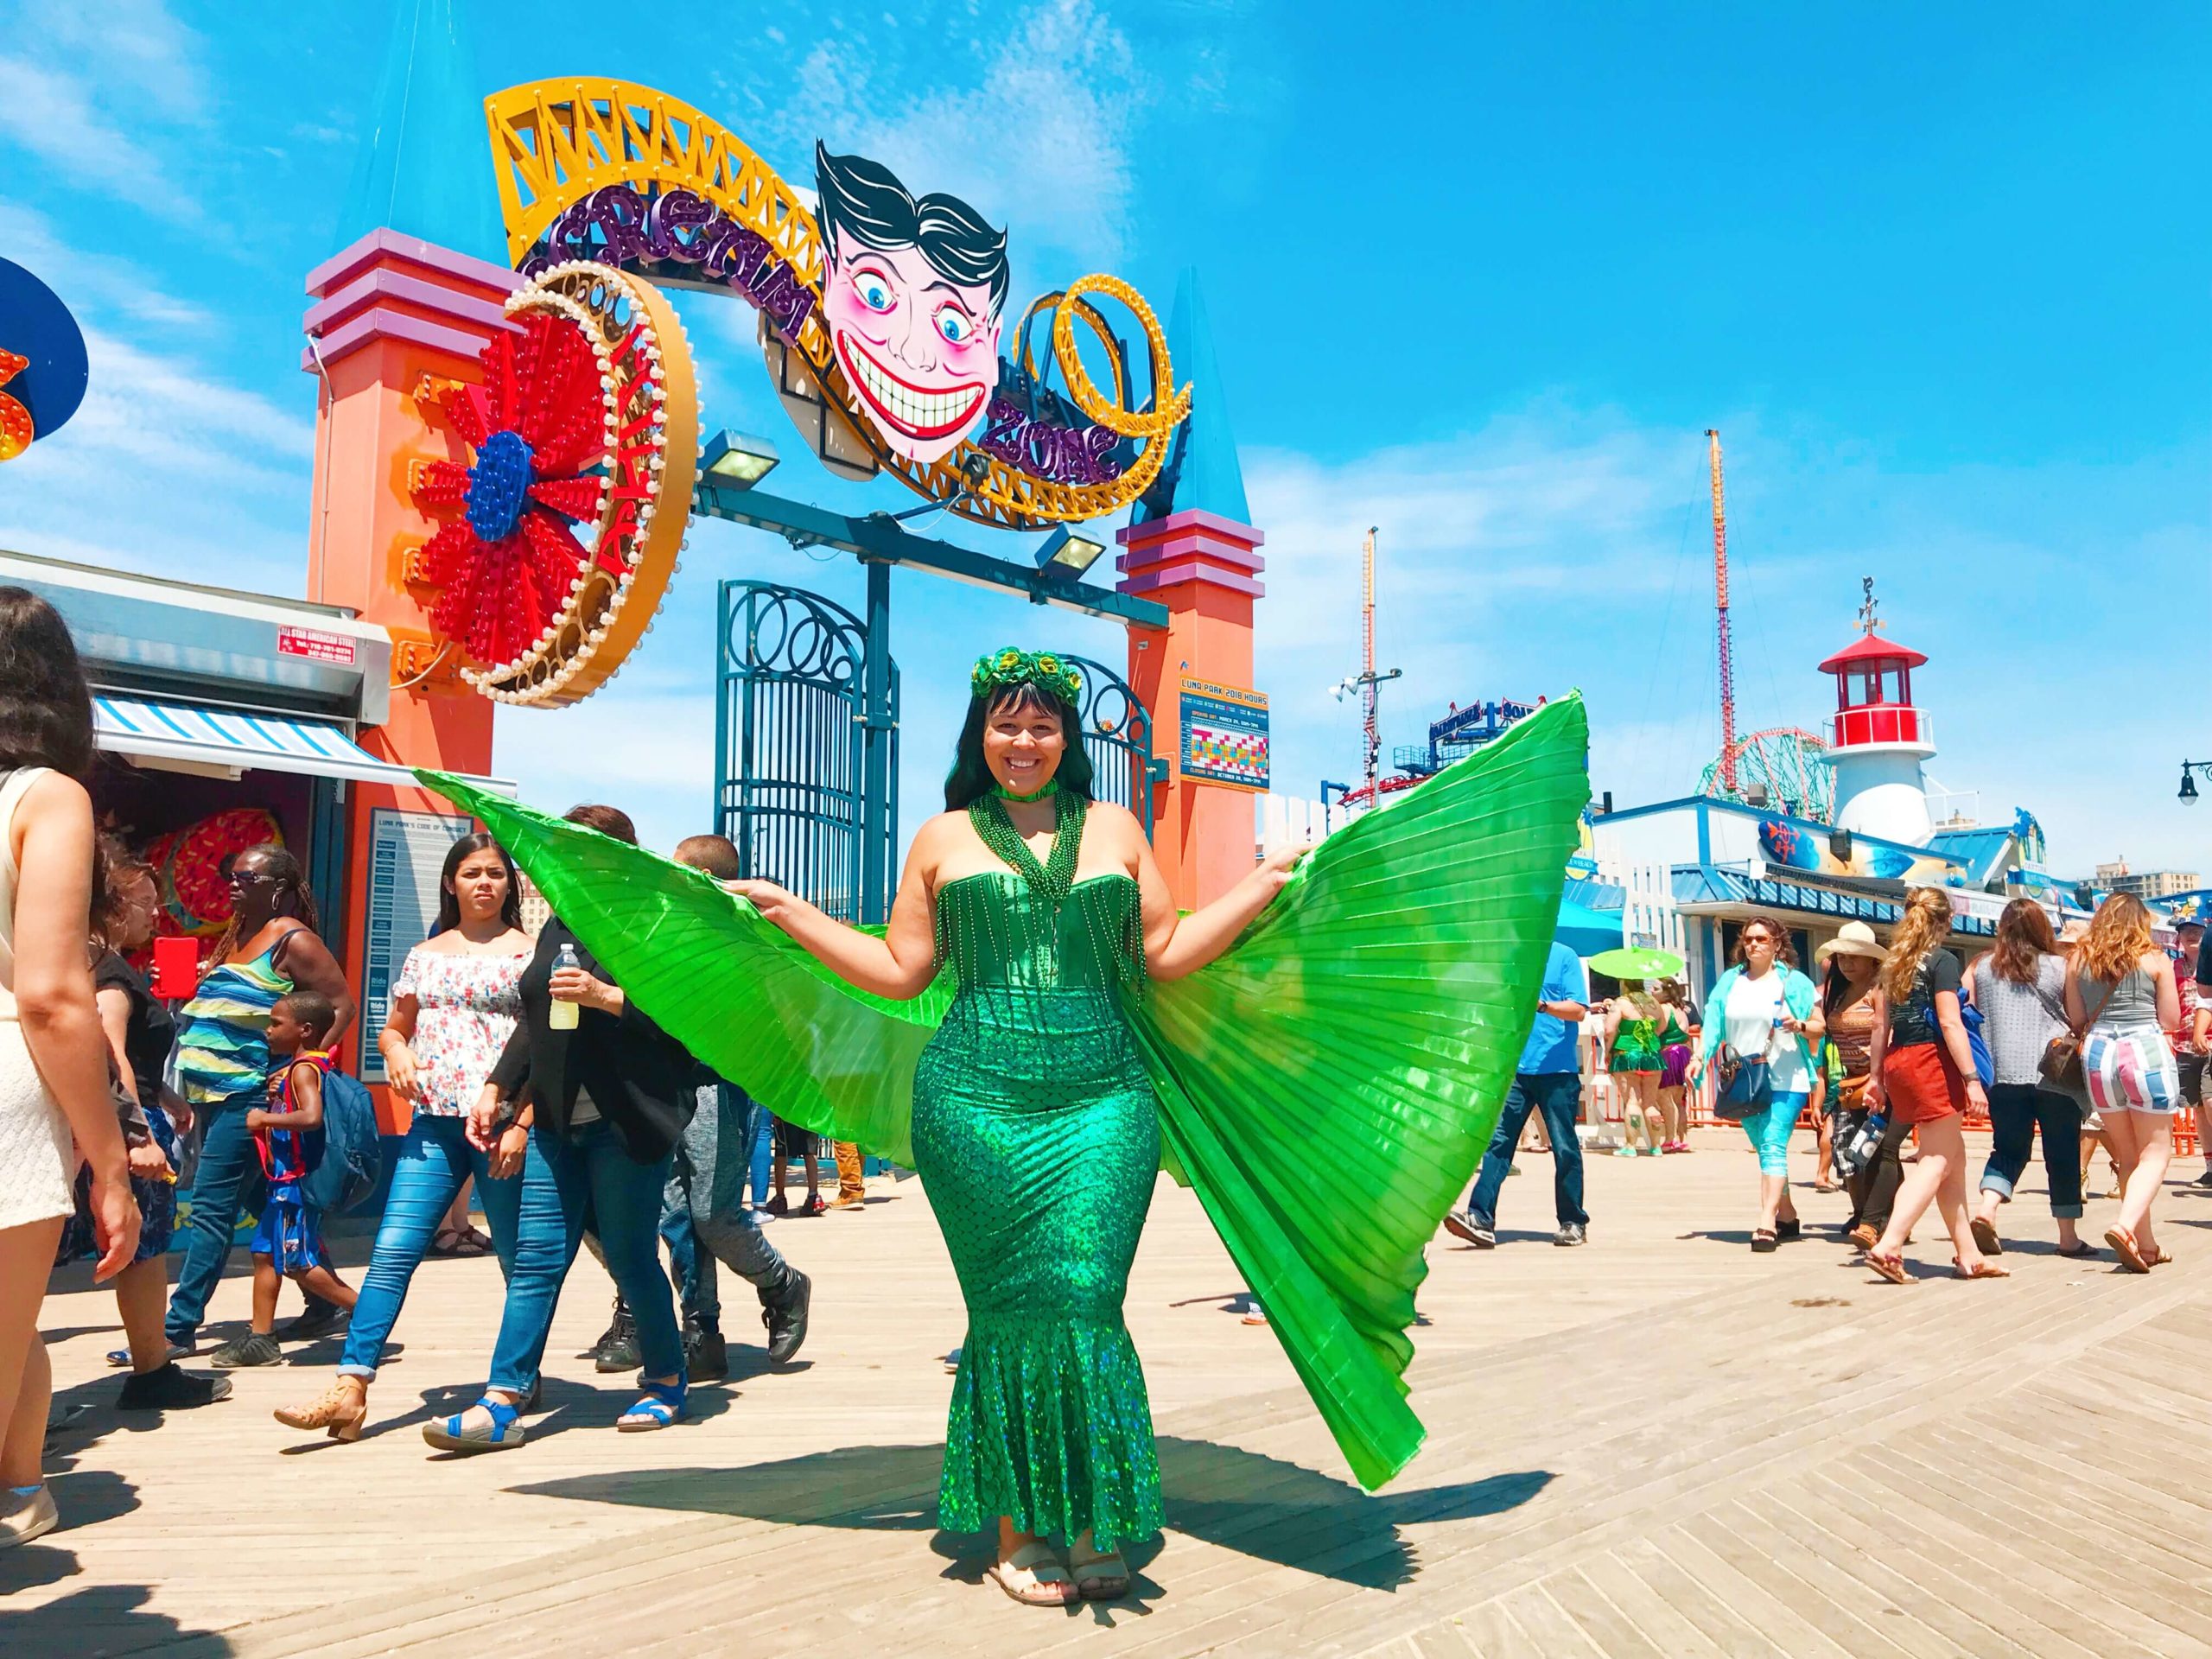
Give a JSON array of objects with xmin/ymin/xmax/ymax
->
[
  {"xmin": 1035, "ymin": 525, "xmax": 1108, "ymax": 579},
  {"xmin": 702, "ymin": 429, "xmax": 781, "ymax": 489}
]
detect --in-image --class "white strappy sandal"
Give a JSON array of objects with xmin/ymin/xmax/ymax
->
[{"xmin": 986, "ymin": 1541, "xmax": 1075, "ymax": 1606}]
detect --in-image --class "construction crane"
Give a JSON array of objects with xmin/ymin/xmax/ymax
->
[{"xmin": 1707, "ymin": 429, "xmax": 1738, "ymax": 796}]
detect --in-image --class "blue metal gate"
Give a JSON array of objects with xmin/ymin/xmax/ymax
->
[
  {"xmin": 1061, "ymin": 652, "xmax": 1156, "ymax": 838},
  {"xmin": 715, "ymin": 581, "xmax": 898, "ymax": 924}
]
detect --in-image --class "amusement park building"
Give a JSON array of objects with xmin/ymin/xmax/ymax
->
[{"xmin": 1574, "ymin": 611, "xmax": 2154, "ymax": 997}]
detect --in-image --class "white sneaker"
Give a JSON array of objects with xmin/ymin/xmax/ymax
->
[{"xmin": 0, "ymin": 1484, "xmax": 57, "ymax": 1548}]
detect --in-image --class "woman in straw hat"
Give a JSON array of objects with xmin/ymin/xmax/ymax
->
[
  {"xmin": 1815, "ymin": 923, "xmax": 1894, "ymax": 1247},
  {"xmin": 1964, "ymin": 899, "xmax": 2094, "ymax": 1259}
]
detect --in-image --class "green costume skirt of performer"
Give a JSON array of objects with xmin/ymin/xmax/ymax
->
[
  {"xmin": 917, "ymin": 873, "xmax": 1162, "ymax": 1546},
  {"xmin": 1609, "ymin": 1016, "xmax": 1662, "ymax": 1073},
  {"xmin": 419, "ymin": 695, "xmax": 1591, "ymax": 1547}
]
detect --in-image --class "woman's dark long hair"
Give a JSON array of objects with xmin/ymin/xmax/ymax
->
[
  {"xmin": 214, "ymin": 842, "xmax": 317, "ymax": 962},
  {"xmin": 0, "ymin": 587, "xmax": 96, "ymax": 783},
  {"xmin": 432, "ymin": 831, "xmax": 521, "ymax": 935},
  {"xmin": 1990, "ymin": 897, "xmax": 2060, "ymax": 986},
  {"xmin": 1821, "ymin": 957, "xmax": 1876, "ymax": 1023},
  {"xmin": 943, "ymin": 682, "xmax": 1096, "ymax": 811}
]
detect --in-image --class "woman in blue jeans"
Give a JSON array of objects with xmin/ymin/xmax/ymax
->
[
  {"xmin": 167, "ymin": 844, "xmax": 356, "ymax": 1361},
  {"xmin": 1964, "ymin": 899, "xmax": 2091, "ymax": 1258},
  {"xmin": 1694, "ymin": 917, "xmax": 1822, "ymax": 1253},
  {"xmin": 275, "ymin": 832, "xmax": 531, "ymax": 1440},
  {"xmin": 425, "ymin": 804, "xmax": 693, "ymax": 1452}
]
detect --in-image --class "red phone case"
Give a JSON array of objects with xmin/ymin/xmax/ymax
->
[{"xmin": 150, "ymin": 936, "xmax": 200, "ymax": 1000}]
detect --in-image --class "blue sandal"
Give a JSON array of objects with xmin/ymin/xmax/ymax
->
[
  {"xmin": 617, "ymin": 1380, "xmax": 686, "ymax": 1432},
  {"xmin": 422, "ymin": 1393, "xmax": 525, "ymax": 1452}
]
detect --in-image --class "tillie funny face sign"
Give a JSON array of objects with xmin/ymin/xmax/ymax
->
[
  {"xmin": 814, "ymin": 146, "xmax": 1006, "ymax": 467},
  {"xmin": 481, "ymin": 80, "xmax": 1190, "ymax": 531}
]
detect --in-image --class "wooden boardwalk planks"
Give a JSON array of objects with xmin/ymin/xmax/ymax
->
[{"xmin": 9, "ymin": 1133, "xmax": 2212, "ymax": 1658}]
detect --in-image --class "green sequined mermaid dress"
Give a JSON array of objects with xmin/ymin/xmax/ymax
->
[
  {"xmin": 918, "ymin": 803, "xmax": 1162, "ymax": 1547},
  {"xmin": 415, "ymin": 692, "xmax": 1592, "ymax": 1510}
]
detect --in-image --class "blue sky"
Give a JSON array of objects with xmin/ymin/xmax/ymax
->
[{"xmin": 2, "ymin": 1, "xmax": 2205, "ymax": 875}]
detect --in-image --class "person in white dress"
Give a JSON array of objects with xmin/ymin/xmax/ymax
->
[{"xmin": 0, "ymin": 588, "xmax": 139, "ymax": 1547}]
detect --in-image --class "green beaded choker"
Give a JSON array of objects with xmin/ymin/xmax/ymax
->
[{"xmin": 990, "ymin": 778, "xmax": 1059, "ymax": 804}]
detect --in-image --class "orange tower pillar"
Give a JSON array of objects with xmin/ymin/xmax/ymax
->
[{"xmin": 1119, "ymin": 270, "xmax": 1264, "ymax": 911}]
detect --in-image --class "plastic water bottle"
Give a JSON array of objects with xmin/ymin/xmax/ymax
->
[
  {"xmin": 549, "ymin": 942, "xmax": 582, "ymax": 1030},
  {"xmin": 1839, "ymin": 1108, "xmax": 1887, "ymax": 1179}
]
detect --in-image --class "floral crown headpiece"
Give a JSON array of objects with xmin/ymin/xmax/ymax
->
[{"xmin": 969, "ymin": 646, "xmax": 1084, "ymax": 709}]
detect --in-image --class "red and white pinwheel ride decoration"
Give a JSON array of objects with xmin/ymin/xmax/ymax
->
[{"xmin": 410, "ymin": 262, "xmax": 699, "ymax": 707}]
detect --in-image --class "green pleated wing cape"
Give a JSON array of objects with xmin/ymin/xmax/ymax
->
[{"xmin": 417, "ymin": 691, "xmax": 1588, "ymax": 1492}]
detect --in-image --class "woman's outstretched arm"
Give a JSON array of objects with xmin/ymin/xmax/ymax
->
[
  {"xmin": 1133, "ymin": 808, "xmax": 1307, "ymax": 982},
  {"xmin": 728, "ymin": 819, "xmax": 945, "ymax": 1000}
]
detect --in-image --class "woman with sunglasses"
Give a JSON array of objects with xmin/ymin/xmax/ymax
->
[
  {"xmin": 1692, "ymin": 917, "xmax": 1822, "ymax": 1252},
  {"xmin": 164, "ymin": 842, "xmax": 356, "ymax": 1363}
]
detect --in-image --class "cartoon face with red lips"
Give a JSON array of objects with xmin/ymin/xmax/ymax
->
[{"xmin": 815, "ymin": 144, "xmax": 1008, "ymax": 467}]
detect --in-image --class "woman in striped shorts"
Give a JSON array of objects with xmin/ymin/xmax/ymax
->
[{"xmin": 2067, "ymin": 893, "xmax": 2181, "ymax": 1272}]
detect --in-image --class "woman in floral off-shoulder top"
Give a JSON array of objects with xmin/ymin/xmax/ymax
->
[{"xmin": 274, "ymin": 833, "xmax": 531, "ymax": 1444}]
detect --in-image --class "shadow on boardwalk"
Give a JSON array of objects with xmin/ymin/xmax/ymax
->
[
  {"xmin": 515, "ymin": 1435, "xmax": 1552, "ymax": 1590},
  {"xmin": 0, "ymin": 1580, "xmax": 234, "ymax": 1659}
]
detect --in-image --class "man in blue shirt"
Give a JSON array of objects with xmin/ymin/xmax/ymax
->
[{"xmin": 1447, "ymin": 941, "xmax": 1591, "ymax": 1248}]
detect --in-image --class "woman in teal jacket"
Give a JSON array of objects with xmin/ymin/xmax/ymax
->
[{"xmin": 1692, "ymin": 917, "xmax": 1824, "ymax": 1252}]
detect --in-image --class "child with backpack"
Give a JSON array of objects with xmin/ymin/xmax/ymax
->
[{"xmin": 216, "ymin": 992, "xmax": 359, "ymax": 1367}]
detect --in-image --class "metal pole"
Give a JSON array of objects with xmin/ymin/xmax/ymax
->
[
  {"xmin": 712, "ymin": 581, "xmax": 731, "ymax": 840},
  {"xmin": 1362, "ymin": 527, "xmax": 1379, "ymax": 801},
  {"xmin": 858, "ymin": 557, "xmax": 893, "ymax": 925},
  {"xmin": 1707, "ymin": 430, "xmax": 1738, "ymax": 795}
]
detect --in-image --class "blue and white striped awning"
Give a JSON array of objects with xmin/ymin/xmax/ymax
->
[{"xmin": 93, "ymin": 694, "xmax": 515, "ymax": 794}]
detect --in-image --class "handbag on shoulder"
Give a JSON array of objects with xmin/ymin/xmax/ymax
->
[{"xmin": 2040, "ymin": 974, "xmax": 2115, "ymax": 1090}]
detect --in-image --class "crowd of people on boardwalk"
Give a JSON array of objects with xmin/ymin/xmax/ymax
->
[
  {"xmin": 1446, "ymin": 887, "xmax": 2205, "ymax": 1283},
  {"xmin": 0, "ymin": 589, "xmax": 841, "ymax": 1547},
  {"xmin": 1, "ymin": 582, "xmax": 2200, "ymax": 1614}
]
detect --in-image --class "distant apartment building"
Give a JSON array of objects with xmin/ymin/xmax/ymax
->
[{"xmin": 2095, "ymin": 859, "xmax": 2202, "ymax": 899}]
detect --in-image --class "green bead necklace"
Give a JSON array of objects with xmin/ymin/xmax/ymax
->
[
  {"xmin": 990, "ymin": 778, "xmax": 1058, "ymax": 804},
  {"xmin": 970, "ymin": 787, "xmax": 1085, "ymax": 907}
]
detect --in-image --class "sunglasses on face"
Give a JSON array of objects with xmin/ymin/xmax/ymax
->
[{"xmin": 226, "ymin": 869, "xmax": 276, "ymax": 890}]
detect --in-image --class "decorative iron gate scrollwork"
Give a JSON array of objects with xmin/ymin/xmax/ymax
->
[
  {"xmin": 1059, "ymin": 653, "xmax": 1154, "ymax": 838},
  {"xmin": 715, "ymin": 581, "xmax": 897, "ymax": 923}
]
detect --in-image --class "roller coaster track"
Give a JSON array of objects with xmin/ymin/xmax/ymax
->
[{"xmin": 482, "ymin": 80, "xmax": 1189, "ymax": 532}]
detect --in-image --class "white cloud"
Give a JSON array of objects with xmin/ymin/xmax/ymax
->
[
  {"xmin": 1243, "ymin": 405, "xmax": 2210, "ymax": 878},
  {"xmin": 775, "ymin": 0, "xmax": 1146, "ymax": 270},
  {"xmin": 0, "ymin": 0, "xmax": 205, "ymax": 219},
  {"xmin": 0, "ymin": 202, "xmax": 212, "ymax": 331},
  {"xmin": 18, "ymin": 0, "xmax": 207, "ymax": 118}
]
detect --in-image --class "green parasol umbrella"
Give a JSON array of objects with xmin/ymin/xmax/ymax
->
[{"xmin": 1586, "ymin": 945, "xmax": 1685, "ymax": 982}]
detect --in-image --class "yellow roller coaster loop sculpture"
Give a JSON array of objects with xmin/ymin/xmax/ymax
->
[{"xmin": 481, "ymin": 79, "xmax": 1189, "ymax": 532}]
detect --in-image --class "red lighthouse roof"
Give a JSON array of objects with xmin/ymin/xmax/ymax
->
[{"xmin": 1818, "ymin": 629, "xmax": 1927, "ymax": 675}]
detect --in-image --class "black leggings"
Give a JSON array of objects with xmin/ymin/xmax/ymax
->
[{"xmin": 1847, "ymin": 1116, "xmax": 1912, "ymax": 1234}]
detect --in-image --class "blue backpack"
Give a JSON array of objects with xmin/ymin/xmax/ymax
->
[{"xmin": 298, "ymin": 1069, "xmax": 383, "ymax": 1216}]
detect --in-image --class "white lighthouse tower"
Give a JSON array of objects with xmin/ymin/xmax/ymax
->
[{"xmin": 1818, "ymin": 584, "xmax": 1936, "ymax": 847}]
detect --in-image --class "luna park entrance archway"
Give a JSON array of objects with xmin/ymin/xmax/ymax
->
[{"xmin": 715, "ymin": 579, "xmax": 1154, "ymax": 925}]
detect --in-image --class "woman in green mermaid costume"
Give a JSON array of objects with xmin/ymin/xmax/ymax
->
[
  {"xmin": 418, "ymin": 651, "xmax": 1590, "ymax": 1610},
  {"xmin": 1605, "ymin": 982, "xmax": 1667, "ymax": 1157}
]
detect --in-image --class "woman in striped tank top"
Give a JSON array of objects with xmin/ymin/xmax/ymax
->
[{"xmin": 164, "ymin": 844, "xmax": 356, "ymax": 1363}]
